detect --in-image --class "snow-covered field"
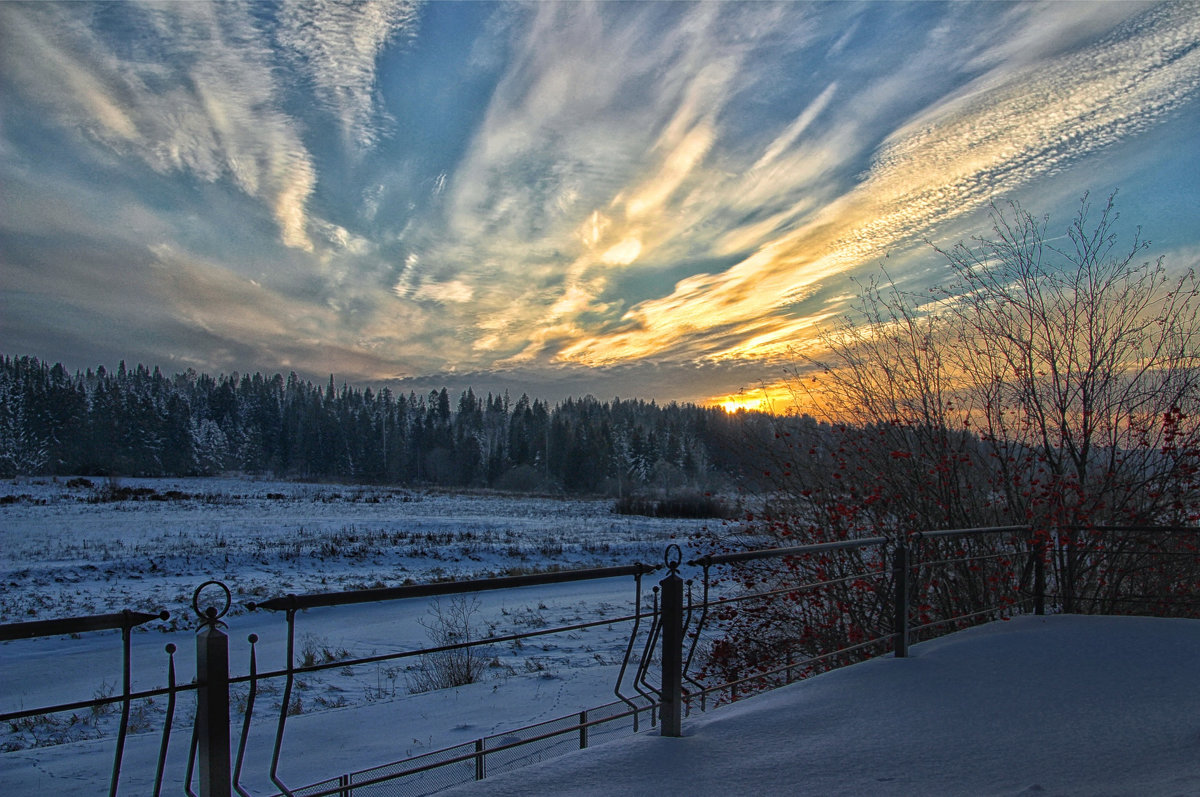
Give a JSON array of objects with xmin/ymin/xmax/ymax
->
[
  {"xmin": 1, "ymin": 477, "xmax": 716, "ymax": 795},
  {"xmin": 0, "ymin": 477, "xmax": 714, "ymax": 623},
  {"xmin": 6, "ymin": 480, "xmax": 1198, "ymax": 795}
]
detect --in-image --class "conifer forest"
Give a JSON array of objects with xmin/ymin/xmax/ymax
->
[{"xmin": 0, "ymin": 354, "xmax": 758, "ymax": 493}]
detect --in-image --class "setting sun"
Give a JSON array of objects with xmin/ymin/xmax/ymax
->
[
  {"xmin": 708, "ymin": 382, "xmax": 803, "ymax": 415},
  {"xmin": 719, "ymin": 397, "xmax": 764, "ymax": 414}
]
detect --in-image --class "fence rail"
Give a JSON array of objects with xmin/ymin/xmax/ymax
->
[{"xmin": 3, "ymin": 524, "xmax": 1198, "ymax": 796}]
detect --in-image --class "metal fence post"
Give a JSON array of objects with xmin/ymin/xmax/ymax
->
[
  {"xmin": 893, "ymin": 543, "xmax": 911, "ymax": 658},
  {"xmin": 1061, "ymin": 526, "xmax": 1075, "ymax": 614},
  {"xmin": 194, "ymin": 582, "xmax": 232, "ymax": 797},
  {"xmin": 1034, "ymin": 533, "xmax": 1046, "ymax": 616},
  {"xmin": 660, "ymin": 545, "xmax": 684, "ymax": 737},
  {"xmin": 579, "ymin": 710, "xmax": 589, "ymax": 749}
]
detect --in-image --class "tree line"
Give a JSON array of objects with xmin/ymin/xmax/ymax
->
[
  {"xmin": 6, "ymin": 195, "xmax": 1194, "ymax": 522},
  {"xmin": 0, "ymin": 355, "xmax": 756, "ymax": 494}
]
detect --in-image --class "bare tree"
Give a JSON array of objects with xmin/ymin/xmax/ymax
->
[
  {"xmin": 701, "ymin": 193, "xmax": 1200, "ymax": 692},
  {"xmin": 777, "ymin": 274, "xmax": 1001, "ymax": 537},
  {"xmin": 766, "ymin": 192, "xmax": 1200, "ymax": 537},
  {"xmin": 935, "ymin": 192, "xmax": 1200, "ymax": 529}
]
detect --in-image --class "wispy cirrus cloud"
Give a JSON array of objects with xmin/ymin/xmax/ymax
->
[
  {"xmin": 0, "ymin": 0, "xmax": 429, "ymax": 378},
  {"xmin": 277, "ymin": 0, "xmax": 421, "ymax": 150},
  {"xmin": 144, "ymin": 243, "xmax": 418, "ymax": 379},
  {"xmin": 399, "ymin": 2, "xmax": 826, "ymax": 366},
  {"xmin": 0, "ymin": 2, "xmax": 320, "ymax": 250},
  {"xmin": 376, "ymin": 0, "xmax": 1200, "ymax": 385},
  {"xmin": 551, "ymin": 1, "xmax": 1200, "ymax": 367}
]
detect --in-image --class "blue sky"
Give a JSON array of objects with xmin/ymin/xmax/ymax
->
[{"xmin": 2, "ymin": 1, "xmax": 1199, "ymax": 406}]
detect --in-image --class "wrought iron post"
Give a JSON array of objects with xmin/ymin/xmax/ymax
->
[
  {"xmin": 659, "ymin": 545, "xmax": 684, "ymax": 737},
  {"xmin": 1033, "ymin": 533, "xmax": 1046, "ymax": 616},
  {"xmin": 1061, "ymin": 526, "xmax": 1075, "ymax": 614},
  {"xmin": 194, "ymin": 581, "xmax": 233, "ymax": 797},
  {"xmin": 893, "ymin": 543, "xmax": 911, "ymax": 658},
  {"xmin": 152, "ymin": 642, "xmax": 178, "ymax": 797}
]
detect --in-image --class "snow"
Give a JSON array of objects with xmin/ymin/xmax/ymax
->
[
  {"xmin": 1, "ymin": 478, "xmax": 708, "ymax": 793},
  {"xmin": 11, "ymin": 617, "xmax": 1200, "ymax": 797},
  {"xmin": 2, "ymin": 597, "xmax": 633, "ymax": 794},
  {"xmin": 0, "ymin": 476, "xmax": 710, "ymax": 623},
  {"xmin": 438, "ymin": 614, "xmax": 1200, "ymax": 796},
  {"xmin": 5, "ymin": 480, "xmax": 1200, "ymax": 795}
]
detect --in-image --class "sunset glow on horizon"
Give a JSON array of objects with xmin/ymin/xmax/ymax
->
[{"xmin": 3, "ymin": 2, "xmax": 1199, "ymax": 406}]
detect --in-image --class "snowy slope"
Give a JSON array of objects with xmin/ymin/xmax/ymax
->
[{"xmin": 440, "ymin": 615, "xmax": 1200, "ymax": 797}]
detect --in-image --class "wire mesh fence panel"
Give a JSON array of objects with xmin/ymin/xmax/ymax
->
[
  {"xmin": 908, "ymin": 531, "xmax": 1029, "ymax": 643},
  {"xmin": 689, "ymin": 549, "xmax": 896, "ymax": 705},
  {"xmin": 347, "ymin": 741, "xmax": 479, "ymax": 796},
  {"xmin": 481, "ymin": 713, "xmax": 582, "ymax": 778},
  {"xmin": 1047, "ymin": 528, "xmax": 1200, "ymax": 617},
  {"xmin": 290, "ymin": 774, "xmax": 347, "ymax": 797},
  {"xmin": 584, "ymin": 701, "xmax": 643, "ymax": 747}
]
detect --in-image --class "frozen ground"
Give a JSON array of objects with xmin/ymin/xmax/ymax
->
[
  {"xmin": 1, "ymin": 477, "xmax": 715, "ymax": 793},
  {"xmin": 0, "ymin": 476, "xmax": 714, "ymax": 623},
  {"xmin": 442, "ymin": 614, "xmax": 1200, "ymax": 797},
  {"xmin": 2, "ymin": 578, "xmax": 651, "ymax": 794},
  {"xmin": 9, "ymin": 613, "xmax": 1197, "ymax": 796},
  {"xmin": 10, "ymin": 480, "xmax": 1195, "ymax": 796}
]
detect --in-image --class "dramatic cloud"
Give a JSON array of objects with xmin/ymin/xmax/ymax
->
[
  {"xmin": 277, "ymin": 0, "xmax": 421, "ymax": 149},
  {"xmin": 553, "ymin": 2, "xmax": 1200, "ymax": 366},
  {"xmin": 2, "ymin": 1, "xmax": 1199, "ymax": 404},
  {"xmin": 0, "ymin": 2, "xmax": 316, "ymax": 249}
]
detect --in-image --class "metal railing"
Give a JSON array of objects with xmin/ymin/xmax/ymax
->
[
  {"xmin": 237, "ymin": 561, "xmax": 660, "ymax": 797},
  {"xmin": 3, "ymin": 524, "xmax": 1198, "ymax": 796},
  {"xmin": 0, "ymin": 609, "xmax": 174, "ymax": 796}
]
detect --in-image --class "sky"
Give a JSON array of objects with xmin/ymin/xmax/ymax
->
[{"xmin": 2, "ymin": 1, "xmax": 1199, "ymax": 408}]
